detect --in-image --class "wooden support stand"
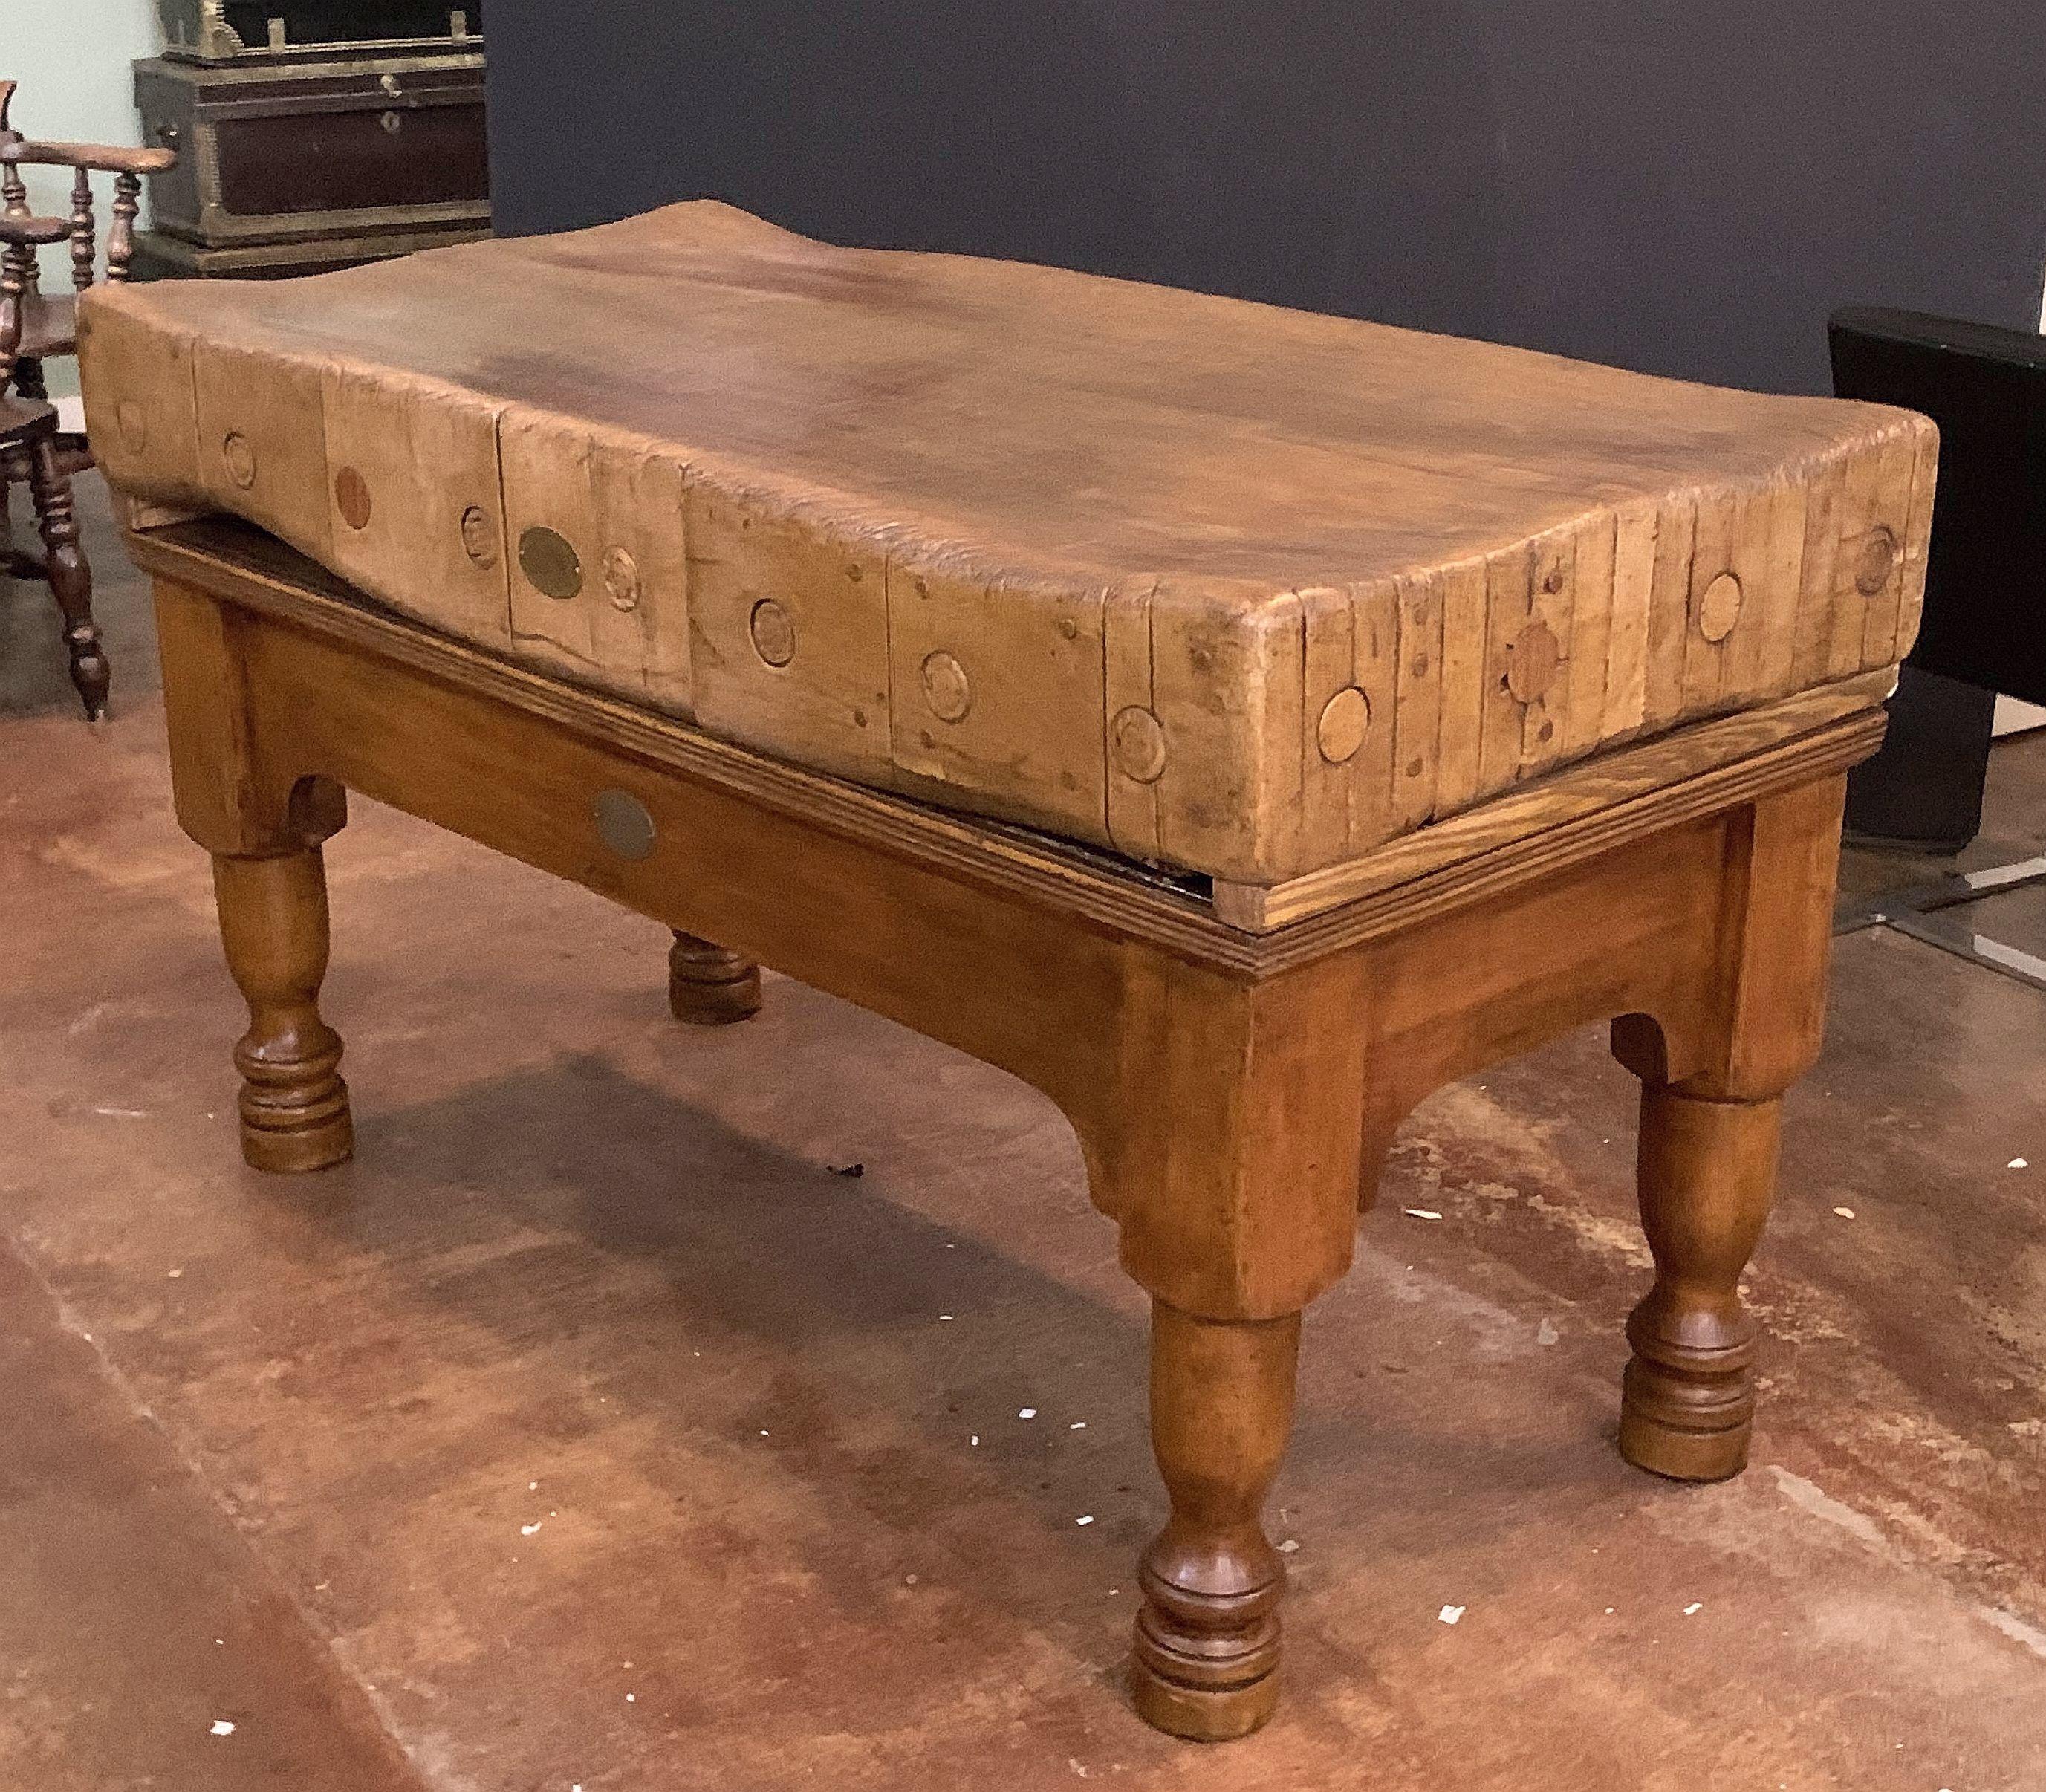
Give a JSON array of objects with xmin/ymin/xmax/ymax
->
[{"xmin": 137, "ymin": 522, "xmax": 1874, "ymax": 1741}]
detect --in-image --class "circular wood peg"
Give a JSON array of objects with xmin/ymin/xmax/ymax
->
[
  {"xmin": 1504, "ymin": 619, "xmax": 1562, "ymax": 704},
  {"xmin": 1111, "ymin": 706, "xmax": 1168, "ymax": 783},
  {"xmin": 750, "ymin": 597, "xmax": 796, "ymax": 667},
  {"xmin": 920, "ymin": 649, "xmax": 972, "ymax": 722},
  {"xmin": 1854, "ymin": 526, "xmax": 1898, "ymax": 596},
  {"xmin": 334, "ymin": 465, "xmax": 373, "ymax": 531},
  {"xmin": 602, "ymin": 545, "xmax": 642, "ymax": 611},
  {"xmin": 221, "ymin": 431, "xmax": 257, "ymax": 490},
  {"xmin": 1316, "ymin": 686, "xmax": 1371, "ymax": 764},
  {"xmin": 459, "ymin": 504, "xmax": 500, "ymax": 569},
  {"xmin": 1697, "ymin": 571, "xmax": 1743, "ymax": 643}
]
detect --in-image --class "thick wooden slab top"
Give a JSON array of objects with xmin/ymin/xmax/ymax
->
[
  {"xmin": 82, "ymin": 201, "xmax": 1934, "ymax": 887},
  {"xmin": 89, "ymin": 199, "xmax": 1906, "ymax": 583}
]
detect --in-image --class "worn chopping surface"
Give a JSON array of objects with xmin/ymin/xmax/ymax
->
[
  {"xmin": 80, "ymin": 202, "xmax": 1932, "ymax": 884},
  {"xmin": 77, "ymin": 202, "xmax": 1907, "ymax": 584},
  {"xmin": 3, "ymin": 475, "xmax": 2045, "ymax": 1790}
]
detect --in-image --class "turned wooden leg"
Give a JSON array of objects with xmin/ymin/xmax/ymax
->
[
  {"xmin": 1619, "ymin": 1088, "xmax": 1782, "ymax": 1481},
  {"xmin": 27, "ymin": 434, "xmax": 109, "ymax": 721},
  {"xmin": 212, "ymin": 849, "xmax": 353, "ymax": 1173},
  {"xmin": 668, "ymin": 929, "xmax": 762, "ymax": 1025},
  {"xmin": 1132, "ymin": 1302, "xmax": 1299, "ymax": 1741}
]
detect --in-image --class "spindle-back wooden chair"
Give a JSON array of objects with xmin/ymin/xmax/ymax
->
[{"xmin": 0, "ymin": 78, "xmax": 175, "ymax": 717}]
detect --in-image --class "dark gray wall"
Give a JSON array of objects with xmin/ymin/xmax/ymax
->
[{"xmin": 484, "ymin": 2, "xmax": 2046, "ymax": 395}]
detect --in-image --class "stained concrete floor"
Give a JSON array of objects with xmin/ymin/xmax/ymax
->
[{"xmin": 4, "ymin": 475, "xmax": 2046, "ymax": 1792}]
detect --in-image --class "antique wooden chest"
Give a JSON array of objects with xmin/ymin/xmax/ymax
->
[
  {"xmin": 133, "ymin": 1, "xmax": 489, "ymax": 277},
  {"xmin": 79, "ymin": 202, "xmax": 1933, "ymax": 903}
]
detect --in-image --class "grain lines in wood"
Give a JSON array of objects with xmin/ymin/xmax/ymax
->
[{"xmin": 80, "ymin": 201, "xmax": 1935, "ymax": 889}]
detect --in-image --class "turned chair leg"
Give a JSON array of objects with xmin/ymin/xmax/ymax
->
[
  {"xmin": 668, "ymin": 929, "xmax": 762, "ymax": 1025},
  {"xmin": 212, "ymin": 848, "xmax": 353, "ymax": 1173},
  {"xmin": 1132, "ymin": 1302, "xmax": 1299, "ymax": 1741},
  {"xmin": 1618, "ymin": 1086, "xmax": 1782, "ymax": 1481},
  {"xmin": 26, "ymin": 433, "xmax": 110, "ymax": 721}
]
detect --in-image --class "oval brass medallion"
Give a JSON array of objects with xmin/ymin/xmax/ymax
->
[
  {"xmin": 1316, "ymin": 686, "xmax": 1371, "ymax": 764},
  {"xmin": 1111, "ymin": 706, "xmax": 1168, "ymax": 783},
  {"xmin": 750, "ymin": 598, "xmax": 796, "ymax": 667},
  {"xmin": 1697, "ymin": 571, "xmax": 1744, "ymax": 643},
  {"xmin": 593, "ymin": 788, "xmax": 657, "ymax": 861},
  {"xmin": 459, "ymin": 505, "xmax": 499, "ymax": 570},
  {"xmin": 920, "ymin": 650, "xmax": 972, "ymax": 723},
  {"xmin": 221, "ymin": 432, "xmax": 257, "ymax": 490},
  {"xmin": 334, "ymin": 465, "xmax": 373, "ymax": 531},
  {"xmin": 1504, "ymin": 620, "xmax": 1562, "ymax": 704},
  {"xmin": 602, "ymin": 546, "xmax": 641, "ymax": 612},
  {"xmin": 518, "ymin": 525, "xmax": 582, "ymax": 600},
  {"xmin": 1855, "ymin": 526, "xmax": 1898, "ymax": 597}
]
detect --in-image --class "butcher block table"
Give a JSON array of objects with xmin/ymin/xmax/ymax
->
[{"xmin": 82, "ymin": 204, "xmax": 1933, "ymax": 1741}]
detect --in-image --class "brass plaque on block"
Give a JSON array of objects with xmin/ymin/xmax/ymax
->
[
  {"xmin": 519, "ymin": 525, "xmax": 582, "ymax": 600},
  {"xmin": 593, "ymin": 788, "xmax": 657, "ymax": 860}
]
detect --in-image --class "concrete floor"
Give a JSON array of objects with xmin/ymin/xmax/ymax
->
[{"xmin": 4, "ymin": 475, "xmax": 2045, "ymax": 1792}]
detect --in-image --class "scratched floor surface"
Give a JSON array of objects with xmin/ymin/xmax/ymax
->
[{"xmin": 4, "ymin": 475, "xmax": 2045, "ymax": 1792}]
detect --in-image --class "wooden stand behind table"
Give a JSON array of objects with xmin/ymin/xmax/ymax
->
[{"xmin": 133, "ymin": 518, "xmax": 1879, "ymax": 1743}]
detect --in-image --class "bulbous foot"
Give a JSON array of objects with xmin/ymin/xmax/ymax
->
[
  {"xmin": 1132, "ymin": 1304, "xmax": 1299, "ymax": 1741},
  {"xmin": 1618, "ymin": 1303, "xmax": 1756, "ymax": 1481},
  {"xmin": 1131, "ymin": 1533, "xmax": 1285, "ymax": 1740},
  {"xmin": 234, "ymin": 1029, "xmax": 353, "ymax": 1172},
  {"xmin": 668, "ymin": 931, "xmax": 762, "ymax": 1025}
]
